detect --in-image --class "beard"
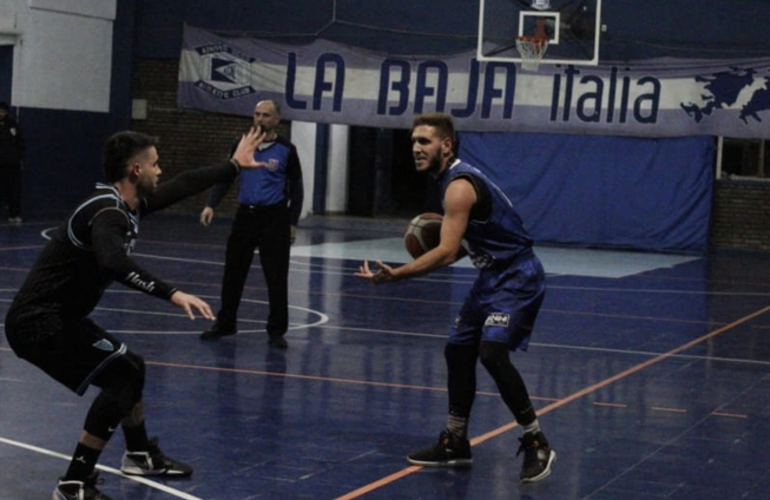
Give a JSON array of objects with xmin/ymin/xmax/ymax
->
[
  {"xmin": 424, "ymin": 151, "xmax": 443, "ymax": 176},
  {"xmin": 136, "ymin": 175, "xmax": 157, "ymax": 198}
]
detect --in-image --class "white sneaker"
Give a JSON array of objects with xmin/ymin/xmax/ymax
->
[{"xmin": 120, "ymin": 437, "xmax": 193, "ymax": 476}]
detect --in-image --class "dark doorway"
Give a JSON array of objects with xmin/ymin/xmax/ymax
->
[
  {"xmin": 0, "ymin": 46, "xmax": 13, "ymax": 104},
  {"xmin": 347, "ymin": 126, "xmax": 379, "ymax": 216},
  {"xmin": 347, "ymin": 126, "xmax": 441, "ymax": 217}
]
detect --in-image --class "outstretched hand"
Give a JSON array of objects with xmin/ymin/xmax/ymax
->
[
  {"xmin": 354, "ymin": 260, "xmax": 395, "ymax": 285},
  {"xmin": 231, "ymin": 126, "xmax": 268, "ymax": 168},
  {"xmin": 200, "ymin": 206, "xmax": 214, "ymax": 227},
  {"xmin": 170, "ymin": 291, "xmax": 215, "ymax": 320}
]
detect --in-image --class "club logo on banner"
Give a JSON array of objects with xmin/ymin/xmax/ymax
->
[
  {"xmin": 192, "ymin": 43, "xmax": 256, "ymax": 100},
  {"xmin": 681, "ymin": 67, "xmax": 770, "ymax": 125},
  {"xmin": 177, "ymin": 25, "xmax": 770, "ymax": 139}
]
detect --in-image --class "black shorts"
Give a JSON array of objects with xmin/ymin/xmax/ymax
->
[{"xmin": 6, "ymin": 315, "xmax": 127, "ymax": 396}]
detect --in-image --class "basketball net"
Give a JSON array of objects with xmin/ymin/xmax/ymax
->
[{"xmin": 516, "ymin": 18, "xmax": 549, "ymax": 72}]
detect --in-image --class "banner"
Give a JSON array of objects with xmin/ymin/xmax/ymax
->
[{"xmin": 178, "ymin": 25, "xmax": 770, "ymax": 139}]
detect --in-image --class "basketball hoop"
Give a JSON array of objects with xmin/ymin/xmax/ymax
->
[{"xmin": 515, "ymin": 35, "xmax": 549, "ymax": 72}]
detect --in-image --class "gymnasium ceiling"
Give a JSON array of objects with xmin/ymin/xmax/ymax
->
[{"xmin": 134, "ymin": 0, "xmax": 769, "ymax": 61}]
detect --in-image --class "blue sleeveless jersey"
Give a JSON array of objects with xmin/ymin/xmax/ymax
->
[
  {"xmin": 439, "ymin": 159, "xmax": 545, "ymax": 351},
  {"xmin": 438, "ymin": 159, "xmax": 533, "ymax": 269}
]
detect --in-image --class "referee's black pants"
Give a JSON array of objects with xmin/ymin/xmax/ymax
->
[
  {"xmin": 216, "ymin": 202, "xmax": 291, "ymax": 337},
  {"xmin": 0, "ymin": 163, "xmax": 22, "ymax": 218}
]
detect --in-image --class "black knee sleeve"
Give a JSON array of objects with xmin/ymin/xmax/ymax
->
[
  {"xmin": 85, "ymin": 352, "xmax": 146, "ymax": 440},
  {"xmin": 444, "ymin": 343, "xmax": 480, "ymax": 418},
  {"xmin": 478, "ymin": 341, "xmax": 513, "ymax": 373},
  {"xmin": 479, "ymin": 341, "xmax": 537, "ymax": 425}
]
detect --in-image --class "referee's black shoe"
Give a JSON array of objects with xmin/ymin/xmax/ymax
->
[
  {"xmin": 200, "ymin": 324, "xmax": 236, "ymax": 340},
  {"xmin": 268, "ymin": 333, "xmax": 288, "ymax": 348}
]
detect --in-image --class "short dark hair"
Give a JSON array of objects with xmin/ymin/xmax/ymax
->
[
  {"xmin": 0, "ymin": 101, "xmax": 8, "ymax": 111},
  {"xmin": 412, "ymin": 113, "xmax": 459, "ymax": 155},
  {"xmin": 257, "ymin": 99, "xmax": 281, "ymax": 116},
  {"xmin": 103, "ymin": 131, "xmax": 158, "ymax": 183}
]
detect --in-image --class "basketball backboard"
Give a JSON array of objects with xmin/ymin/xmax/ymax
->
[{"xmin": 477, "ymin": 0, "xmax": 602, "ymax": 67}]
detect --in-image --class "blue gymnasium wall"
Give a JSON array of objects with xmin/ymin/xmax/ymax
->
[
  {"xmin": 126, "ymin": 0, "xmax": 769, "ymax": 253},
  {"xmin": 24, "ymin": 1, "xmax": 768, "ymax": 251},
  {"xmin": 460, "ymin": 133, "xmax": 715, "ymax": 253}
]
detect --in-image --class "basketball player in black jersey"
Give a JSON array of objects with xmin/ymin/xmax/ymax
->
[{"xmin": 4, "ymin": 126, "xmax": 265, "ymax": 500}]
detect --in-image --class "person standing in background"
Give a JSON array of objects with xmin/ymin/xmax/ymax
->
[
  {"xmin": 199, "ymin": 99, "xmax": 304, "ymax": 349},
  {"xmin": 0, "ymin": 101, "xmax": 25, "ymax": 224}
]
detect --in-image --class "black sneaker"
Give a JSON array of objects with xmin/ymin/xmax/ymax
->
[
  {"xmin": 407, "ymin": 430, "xmax": 473, "ymax": 467},
  {"xmin": 517, "ymin": 431, "xmax": 556, "ymax": 483},
  {"xmin": 267, "ymin": 333, "xmax": 288, "ymax": 349},
  {"xmin": 53, "ymin": 472, "xmax": 113, "ymax": 500},
  {"xmin": 199, "ymin": 324, "xmax": 236, "ymax": 341},
  {"xmin": 120, "ymin": 437, "xmax": 193, "ymax": 477}
]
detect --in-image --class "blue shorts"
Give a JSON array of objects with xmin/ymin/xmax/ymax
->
[{"xmin": 449, "ymin": 254, "xmax": 546, "ymax": 351}]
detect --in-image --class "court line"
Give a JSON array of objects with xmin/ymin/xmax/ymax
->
[
  {"xmin": 712, "ymin": 412, "xmax": 748, "ymax": 419},
  {"xmin": 1, "ymin": 312, "xmax": 767, "ymax": 498},
  {"xmin": 0, "ymin": 436, "xmax": 205, "ymax": 500},
  {"xmin": 9, "ymin": 231, "xmax": 769, "ymax": 293},
  {"xmin": 93, "ymin": 300, "xmax": 330, "ymax": 331},
  {"xmin": 3, "ymin": 313, "xmax": 769, "ymax": 370},
  {"xmin": 330, "ymin": 303, "xmax": 770, "ymax": 500},
  {"xmin": 143, "ymin": 361, "xmax": 495, "ymax": 396},
  {"xmin": 0, "ymin": 245, "xmax": 44, "ymax": 252}
]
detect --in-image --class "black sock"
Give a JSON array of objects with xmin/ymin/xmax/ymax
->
[
  {"xmin": 64, "ymin": 443, "xmax": 101, "ymax": 481},
  {"xmin": 122, "ymin": 421, "xmax": 150, "ymax": 451}
]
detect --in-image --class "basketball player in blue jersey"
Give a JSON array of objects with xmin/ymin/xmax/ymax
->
[
  {"xmin": 199, "ymin": 99, "xmax": 304, "ymax": 348},
  {"xmin": 5, "ymin": 127, "xmax": 266, "ymax": 500},
  {"xmin": 355, "ymin": 113, "xmax": 555, "ymax": 483}
]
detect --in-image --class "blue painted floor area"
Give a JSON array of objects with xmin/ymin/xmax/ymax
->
[{"xmin": 1, "ymin": 214, "xmax": 769, "ymax": 500}]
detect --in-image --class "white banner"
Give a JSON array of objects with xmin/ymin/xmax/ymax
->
[{"xmin": 178, "ymin": 25, "xmax": 770, "ymax": 139}]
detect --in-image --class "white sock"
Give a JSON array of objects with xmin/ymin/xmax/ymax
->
[{"xmin": 523, "ymin": 419, "xmax": 540, "ymax": 435}]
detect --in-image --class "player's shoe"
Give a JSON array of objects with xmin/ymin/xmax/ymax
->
[
  {"xmin": 199, "ymin": 324, "xmax": 236, "ymax": 340},
  {"xmin": 407, "ymin": 430, "xmax": 473, "ymax": 467},
  {"xmin": 53, "ymin": 472, "xmax": 113, "ymax": 500},
  {"xmin": 517, "ymin": 431, "xmax": 556, "ymax": 483},
  {"xmin": 120, "ymin": 437, "xmax": 193, "ymax": 477},
  {"xmin": 268, "ymin": 333, "xmax": 288, "ymax": 348}
]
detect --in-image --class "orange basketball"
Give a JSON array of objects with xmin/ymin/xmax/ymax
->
[{"xmin": 404, "ymin": 213, "xmax": 443, "ymax": 259}]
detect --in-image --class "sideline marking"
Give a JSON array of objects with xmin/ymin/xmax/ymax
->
[
  {"xmin": 0, "ymin": 436, "xmax": 205, "ymax": 500},
  {"xmin": 652, "ymin": 406, "xmax": 687, "ymax": 413},
  {"xmin": 712, "ymin": 412, "xmax": 748, "ymax": 419},
  {"xmin": 332, "ymin": 303, "xmax": 770, "ymax": 500}
]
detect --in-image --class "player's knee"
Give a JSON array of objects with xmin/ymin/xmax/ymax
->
[
  {"xmin": 96, "ymin": 352, "xmax": 146, "ymax": 407},
  {"xmin": 107, "ymin": 372, "xmax": 143, "ymax": 414},
  {"xmin": 444, "ymin": 343, "xmax": 479, "ymax": 369},
  {"xmin": 479, "ymin": 341, "xmax": 512, "ymax": 375},
  {"xmin": 125, "ymin": 350, "xmax": 146, "ymax": 389}
]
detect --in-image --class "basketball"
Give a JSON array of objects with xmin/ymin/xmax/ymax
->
[{"xmin": 404, "ymin": 212, "xmax": 443, "ymax": 259}]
